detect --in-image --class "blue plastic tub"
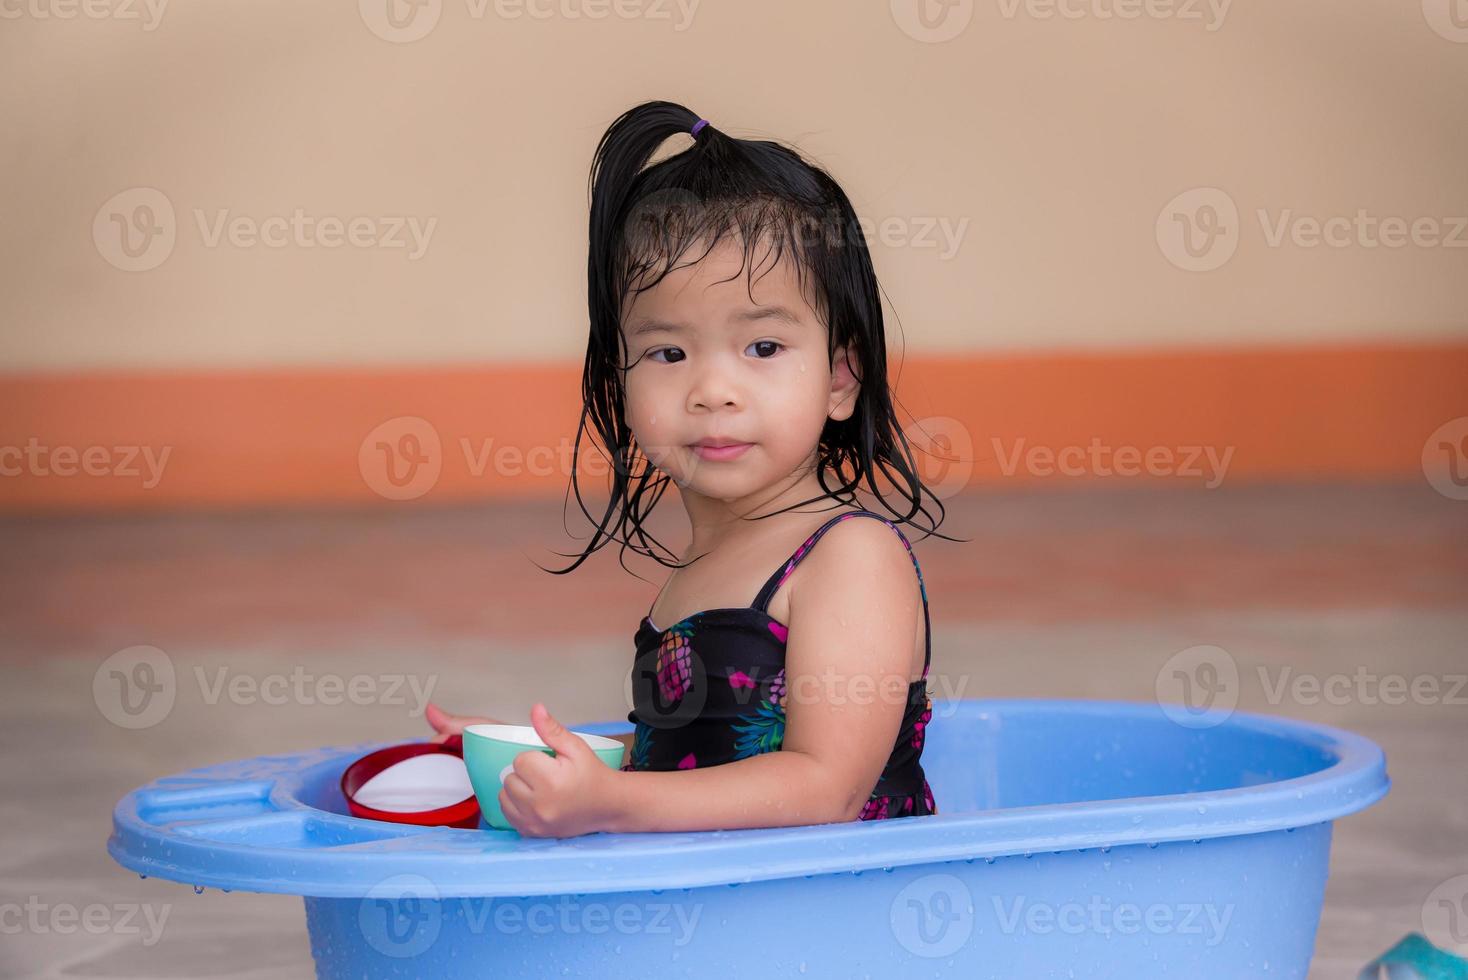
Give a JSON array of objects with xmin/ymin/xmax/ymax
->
[{"xmin": 108, "ymin": 699, "xmax": 1388, "ymax": 978}]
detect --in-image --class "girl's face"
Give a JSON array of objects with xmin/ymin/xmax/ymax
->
[{"xmin": 619, "ymin": 237, "xmax": 860, "ymax": 504}]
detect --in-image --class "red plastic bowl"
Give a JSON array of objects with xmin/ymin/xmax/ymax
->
[{"xmin": 340, "ymin": 734, "xmax": 480, "ymax": 829}]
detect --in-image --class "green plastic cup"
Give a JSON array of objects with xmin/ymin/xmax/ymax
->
[{"xmin": 461, "ymin": 723, "xmax": 625, "ymax": 831}]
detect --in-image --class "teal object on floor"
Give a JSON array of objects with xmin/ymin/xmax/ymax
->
[
  {"xmin": 108, "ymin": 699, "xmax": 1390, "ymax": 979},
  {"xmin": 1359, "ymin": 934, "xmax": 1468, "ymax": 980}
]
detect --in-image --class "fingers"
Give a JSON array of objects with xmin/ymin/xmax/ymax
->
[
  {"xmin": 425, "ymin": 702, "xmax": 456, "ymax": 734},
  {"xmin": 498, "ymin": 787, "xmax": 527, "ymax": 833},
  {"xmin": 427, "ymin": 702, "xmax": 507, "ymax": 735},
  {"xmin": 501, "ymin": 770, "xmax": 532, "ymax": 805}
]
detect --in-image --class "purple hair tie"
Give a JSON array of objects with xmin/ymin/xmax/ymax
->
[{"xmin": 691, "ymin": 118, "xmax": 710, "ymax": 137}]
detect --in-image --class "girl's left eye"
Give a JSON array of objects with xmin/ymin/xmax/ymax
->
[{"xmin": 747, "ymin": 340, "xmax": 783, "ymax": 359}]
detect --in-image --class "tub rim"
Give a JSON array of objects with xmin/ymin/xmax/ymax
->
[{"xmin": 107, "ymin": 698, "xmax": 1389, "ymax": 898}]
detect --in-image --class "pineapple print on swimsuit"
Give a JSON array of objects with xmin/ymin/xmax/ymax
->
[{"xmin": 623, "ymin": 510, "xmax": 938, "ymax": 821}]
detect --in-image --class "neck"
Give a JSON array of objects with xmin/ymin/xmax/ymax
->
[{"xmin": 678, "ymin": 455, "xmax": 848, "ymax": 557}]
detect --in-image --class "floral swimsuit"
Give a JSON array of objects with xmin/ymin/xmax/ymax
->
[{"xmin": 622, "ymin": 509, "xmax": 937, "ymax": 821}]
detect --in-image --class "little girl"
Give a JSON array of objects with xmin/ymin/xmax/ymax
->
[{"xmin": 427, "ymin": 100, "xmax": 957, "ymax": 837}]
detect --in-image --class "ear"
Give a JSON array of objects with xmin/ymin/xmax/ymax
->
[{"xmin": 827, "ymin": 345, "xmax": 862, "ymax": 423}]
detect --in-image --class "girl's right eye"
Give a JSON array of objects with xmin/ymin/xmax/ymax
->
[{"xmin": 648, "ymin": 347, "xmax": 685, "ymax": 364}]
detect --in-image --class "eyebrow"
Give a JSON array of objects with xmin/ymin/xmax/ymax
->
[{"xmin": 628, "ymin": 305, "xmax": 802, "ymax": 338}]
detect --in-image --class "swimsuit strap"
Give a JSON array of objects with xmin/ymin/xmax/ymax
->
[{"xmin": 752, "ymin": 509, "xmax": 932, "ymax": 675}]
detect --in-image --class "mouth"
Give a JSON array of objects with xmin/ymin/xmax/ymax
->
[{"xmin": 688, "ymin": 440, "xmax": 753, "ymax": 462}]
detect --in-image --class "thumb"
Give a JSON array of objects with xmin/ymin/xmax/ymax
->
[{"xmin": 531, "ymin": 703, "xmax": 587, "ymax": 761}]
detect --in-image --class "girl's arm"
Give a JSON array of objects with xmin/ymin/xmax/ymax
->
[
  {"xmin": 602, "ymin": 518, "xmax": 921, "ymax": 833},
  {"xmin": 603, "ymin": 748, "xmax": 868, "ymax": 832}
]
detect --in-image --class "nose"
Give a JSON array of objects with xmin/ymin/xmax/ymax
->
[{"xmin": 687, "ymin": 356, "xmax": 742, "ymax": 413}]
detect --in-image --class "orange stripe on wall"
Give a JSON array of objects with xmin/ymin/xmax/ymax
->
[{"xmin": 1, "ymin": 344, "xmax": 1465, "ymax": 513}]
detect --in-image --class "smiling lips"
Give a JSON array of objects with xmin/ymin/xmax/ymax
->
[{"xmin": 689, "ymin": 440, "xmax": 753, "ymax": 462}]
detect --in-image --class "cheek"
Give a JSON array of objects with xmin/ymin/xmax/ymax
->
[
  {"xmin": 624, "ymin": 378, "xmax": 679, "ymax": 453},
  {"xmin": 765, "ymin": 359, "xmax": 835, "ymax": 449}
]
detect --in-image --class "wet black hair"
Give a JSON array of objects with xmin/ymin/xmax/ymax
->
[{"xmin": 545, "ymin": 99, "xmax": 963, "ymax": 577}]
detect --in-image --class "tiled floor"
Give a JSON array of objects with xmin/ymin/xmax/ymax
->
[{"xmin": 1, "ymin": 484, "xmax": 1464, "ymax": 978}]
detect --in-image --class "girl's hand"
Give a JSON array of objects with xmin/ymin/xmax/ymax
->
[
  {"xmin": 499, "ymin": 703, "xmax": 619, "ymax": 838},
  {"xmin": 424, "ymin": 701, "xmax": 507, "ymax": 744}
]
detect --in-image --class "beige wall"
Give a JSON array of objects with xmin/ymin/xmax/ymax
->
[{"xmin": 2, "ymin": 0, "xmax": 1465, "ymax": 373}]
